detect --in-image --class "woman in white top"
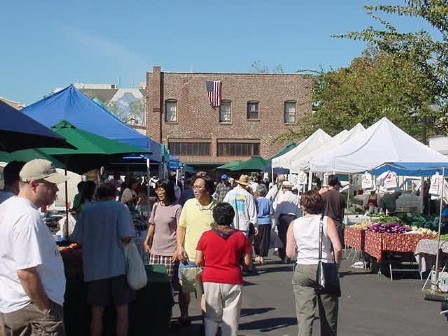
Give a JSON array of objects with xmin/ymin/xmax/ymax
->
[{"xmin": 286, "ymin": 190, "xmax": 342, "ymax": 336}]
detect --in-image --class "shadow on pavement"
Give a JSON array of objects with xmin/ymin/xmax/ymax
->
[
  {"xmin": 240, "ymin": 307, "xmax": 275, "ymax": 317},
  {"xmin": 339, "ymin": 270, "xmax": 372, "ymax": 277},
  {"xmin": 239, "ymin": 317, "xmax": 297, "ymax": 332},
  {"xmin": 257, "ymin": 265, "xmax": 296, "ymax": 274},
  {"xmin": 242, "ymin": 280, "xmax": 257, "ymax": 287}
]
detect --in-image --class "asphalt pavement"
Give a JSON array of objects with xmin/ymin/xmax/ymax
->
[{"xmin": 169, "ymin": 251, "xmax": 447, "ymax": 336}]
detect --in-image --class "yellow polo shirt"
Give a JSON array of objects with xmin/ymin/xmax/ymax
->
[{"xmin": 179, "ymin": 198, "xmax": 216, "ymax": 261}]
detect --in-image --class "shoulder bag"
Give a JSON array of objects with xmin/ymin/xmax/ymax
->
[
  {"xmin": 315, "ymin": 216, "xmax": 341, "ymax": 297},
  {"xmin": 124, "ymin": 241, "xmax": 148, "ymax": 290},
  {"xmin": 180, "ymin": 263, "xmax": 203, "ymax": 295}
]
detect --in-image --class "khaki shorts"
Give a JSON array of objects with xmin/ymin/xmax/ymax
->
[
  {"xmin": 87, "ymin": 275, "xmax": 136, "ymax": 306},
  {"xmin": 1, "ymin": 300, "xmax": 65, "ymax": 336}
]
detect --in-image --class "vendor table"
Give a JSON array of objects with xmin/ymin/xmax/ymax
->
[
  {"xmin": 344, "ymin": 226, "xmax": 366, "ymax": 250},
  {"xmin": 62, "ymin": 250, "xmax": 174, "ymax": 336},
  {"xmin": 364, "ymin": 231, "xmax": 436, "ymax": 280},
  {"xmin": 415, "ymin": 239, "xmax": 448, "ymax": 274},
  {"xmin": 344, "ymin": 226, "xmax": 366, "ymax": 261}
]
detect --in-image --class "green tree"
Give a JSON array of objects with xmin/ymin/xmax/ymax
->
[
  {"xmin": 276, "ymin": 50, "xmax": 436, "ymax": 143},
  {"xmin": 338, "ymin": 0, "xmax": 447, "ymax": 121}
]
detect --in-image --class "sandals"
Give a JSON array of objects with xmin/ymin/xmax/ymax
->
[{"xmin": 254, "ymin": 256, "xmax": 264, "ymax": 265}]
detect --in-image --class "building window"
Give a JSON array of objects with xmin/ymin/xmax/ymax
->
[
  {"xmin": 219, "ymin": 101, "xmax": 231, "ymax": 122},
  {"xmin": 165, "ymin": 100, "xmax": 177, "ymax": 122},
  {"xmin": 247, "ymin": 101, "xmax": 259, "ymax": 120},
  {"xmin": 168, "ymin": 142, "xmax": 210, "ymax": 156},
  {"xmin": 284, "ymin": 101, "xmax": 296, "ymax": 123},
  {"xmin": 217, "ymin": 142, "xmax": 260, "ymax": 156}
]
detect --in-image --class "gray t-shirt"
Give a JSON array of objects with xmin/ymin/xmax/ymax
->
[
  {"xmin": 71, "ymin": 200, "xmax": 135, "ymax": 282},
  {"xmin": 149, "ymin": 202, "xmax": 182, "ymax": 256}
]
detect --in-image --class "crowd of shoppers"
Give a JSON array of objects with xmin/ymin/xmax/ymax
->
[{"xmin": 0, "ymin": 163, "xmax": 344, "ymax": 336}]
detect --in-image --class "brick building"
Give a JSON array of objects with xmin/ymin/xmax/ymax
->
[{"xmin": 146, "ymin": 66, "xmax": 312, "ymax": 170}]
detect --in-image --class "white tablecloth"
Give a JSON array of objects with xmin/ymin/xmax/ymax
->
[{"xmin": 415, "ymin": 239, "xmax": 448, "ymax": 273}]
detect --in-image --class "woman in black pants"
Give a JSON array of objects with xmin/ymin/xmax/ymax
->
[{"xmin": 253, "ymin": 185, "xmax": 273, "ymax": 265}]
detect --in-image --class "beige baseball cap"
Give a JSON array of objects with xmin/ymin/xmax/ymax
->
[{"xmin": 20, "ymin": 159, "xmax": 68, "ymax": 184}]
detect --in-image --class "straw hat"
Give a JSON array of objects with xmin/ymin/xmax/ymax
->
[
  {"xmin": 281, "ymin": 181, "xmax": 294, "ymax": 188},
  {"xmin": 235, "ymin": 174, "xmax": 249, "ymax": 186}
]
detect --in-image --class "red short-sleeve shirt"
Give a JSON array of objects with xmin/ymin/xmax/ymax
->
[{"xmin": 196, "ymin": 229, "xmax": 252, "ymax": 284}]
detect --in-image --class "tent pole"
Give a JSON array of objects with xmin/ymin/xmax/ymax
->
[
  {"xmin": 433, "ymin": 167, "xmax": 445, "ymax": 292},
  {"xmin": 346, "ymin": 174, "xmax": 351, "ymax": 219},
  {"xmin": 63, "ymin": 159, "xmax": 69, "ymax": 241},
  {"xmin": 420, "ymin": 176, "xmax": 425, "ymax": 215},
  {"xmin": 146, "ymin": 158, "xmax": 151, "ymax": 219},
  {"xmin": 307, "ymin": 171, "xmax": 313, "ymax": 191}
]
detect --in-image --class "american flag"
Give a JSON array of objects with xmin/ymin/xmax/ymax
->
[{"xmin": 206, "ymin": 81, "xmax": 222, "ymax": 107}]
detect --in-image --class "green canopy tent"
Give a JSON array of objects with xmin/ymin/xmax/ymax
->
[
  {"xmin": 269, "ymin": 142, "xmax": 297, "ymax": 160},
  {"xmin": 229, "ymin": 156, "xmax": 269, "ymax": 172},
  {"xmin": 41, "ymin": 120, "xmax": 150, "ymax": 238},
  {"xmin": 0, "ymin": 148, "xmax": 64, "ymax": 168},
  {"xmin": 267, "ymin": 142, "xmax": 297, "ymax": 176},
  {"xmin": 216, "ymin": 160, "xmax": 243, "ymax": 171},
  {"xmin": 40, "ymin": 120, "xmax": 150, "ymax": 174}
]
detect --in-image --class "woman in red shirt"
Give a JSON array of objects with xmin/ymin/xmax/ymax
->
[{"xmin": 196, "ymin": 202, "xmax": 252, "ymax": 336}]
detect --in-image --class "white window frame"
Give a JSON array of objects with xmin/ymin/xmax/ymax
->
[
  {"xmin": 219, "ymin": 101, "xmax": 231, "ymax": 122},
  {"xmin": 284, "ymin": 101, "xmax": 296, "ymax": 123},
  {"xmin": 165, "ymin": 100, "xmax": 177, "ymax": 122}
]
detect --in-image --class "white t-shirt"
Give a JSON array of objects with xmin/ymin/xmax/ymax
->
[
  {"xmin": 0, "ymin": 197, "xmax": 66, "ymax": 313},
  {"xmin": 223, "ymin": 186, "xmax": 258, "ymax": 232}
]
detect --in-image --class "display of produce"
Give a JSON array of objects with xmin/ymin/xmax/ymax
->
[
  {"xmin": 350, "ymin": 222, "xmax": 370, "ymax": 229},
  {"xmin": 365, "ymin": 213, "xmax": 403, "ymax": 224},
  {"xmin": 408, "ymin": 226, "xmax": 438, "ymax": 235},
  {"xmin": 367, "ymin": 222, "xmax": 411, "ymax": 233},
  {"xmin": 407, "ymin": 214, "xmax": 439, "ymax": 229}
]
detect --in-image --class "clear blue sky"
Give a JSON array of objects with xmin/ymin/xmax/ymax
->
[{"xmin": 0, "ymin": 0, "xmax": 436, "ymax": 105}]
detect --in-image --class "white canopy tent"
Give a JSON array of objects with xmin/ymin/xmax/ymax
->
[
  {"xmin": 290, "ymin": 123, "xmax": 365, "ymax": 173},
  {"xmin": 310, "ymin": 117, "xmax": 448, "ymax": 173},
  {"xmin": 272, "ymin": 128, "xmax": 331, "ymax": 170}
]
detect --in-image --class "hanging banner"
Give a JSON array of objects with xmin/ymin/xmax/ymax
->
[
  {"xmin": 429, "ymin": 172, "xmax": 447, "ymax": 198},
  {"xmin": 297, "ymin": 171, "xmax": 308, "ymax": 185},
  {"xmin": 429, "ymin": 172, "xmax": 442, "ymax": 195},
  {"xmin": 383, "ymin": 171, "xmax": 398, "ymax": 190},
  {"xmin": 361, "ymin": 172, "xmax": 374, "ymax": 190}
]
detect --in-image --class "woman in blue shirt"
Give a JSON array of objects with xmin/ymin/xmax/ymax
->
[{"xmin": 254, "ymin": 185, "xmax": 274, "ymax": 265}]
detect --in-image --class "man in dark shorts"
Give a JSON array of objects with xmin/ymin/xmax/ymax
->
[
  {"xmin": 72, "ymin": 183, "xmax": 135, "ymax": 336},
  {"xmin": 321, "ymin": 176, "xmax": 346, "ymax": 245}
]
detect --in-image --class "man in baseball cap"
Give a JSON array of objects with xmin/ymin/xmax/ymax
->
[
  {"xmin": 20, "ymin": 159, "xmax": 68, "ymax": 184},
  {"xmin": 0, "ymin": 159, "xmax": 68, "ymax": 335}
]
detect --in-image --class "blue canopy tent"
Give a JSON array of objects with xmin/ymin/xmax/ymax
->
[
  {"xmin": 0, "ymin": 100, "xmax": 74, "ymax": 152},
  {"xmin": 370, "ymin": 162, "xmax": 448, "ymax": 177},
  {"xmin": 21, "ymin": 85, "xmax": 162, "ymax": 161},
  {"xmin": 370, "ymin": 161, "xmax": 448, "ymax": 291}
]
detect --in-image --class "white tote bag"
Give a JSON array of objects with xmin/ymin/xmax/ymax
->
[{"xmin": 124, "ymin": 241, "xmax": 148, "ymax": 290}]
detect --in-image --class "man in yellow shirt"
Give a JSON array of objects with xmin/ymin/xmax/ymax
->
[{"xmin": 175, "ymin": 175, "xmax": 217, "ymax": 326}]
